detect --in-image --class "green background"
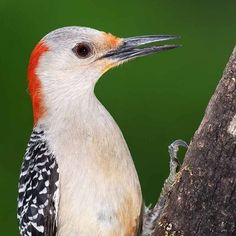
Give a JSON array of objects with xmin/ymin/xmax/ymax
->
[{"xmin": 1, "ymin": 0, "xmax": 236, "ymax": 234}]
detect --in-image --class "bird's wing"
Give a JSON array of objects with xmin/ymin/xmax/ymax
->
[{"xmin": 17, "ymin": 127, "xmax": 59, "ymax": 236}]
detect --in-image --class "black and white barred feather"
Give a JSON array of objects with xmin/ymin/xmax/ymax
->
[{"xmin": 17, "ymin": 127, "xmax": 59, "ymax": 236}]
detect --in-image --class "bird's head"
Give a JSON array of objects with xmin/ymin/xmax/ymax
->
[{"xmin": 28, "ymin": 26, "xmax": 179, "ymax": 124}]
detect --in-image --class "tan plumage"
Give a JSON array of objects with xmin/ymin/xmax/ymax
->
[{"xmin": 18, "ymin": 26, "xmax": 179, "ymax": 235}]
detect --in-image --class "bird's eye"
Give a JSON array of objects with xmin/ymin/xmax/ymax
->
[{"xmin": 72, "ymin": 43, "xmax": 92, "ymax": 59}]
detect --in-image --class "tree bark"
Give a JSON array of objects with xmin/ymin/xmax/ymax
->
[{"xmin": 153, "ymin": 47, "xmax": 236, "ymax": 236}]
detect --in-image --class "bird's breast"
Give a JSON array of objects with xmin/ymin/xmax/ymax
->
[{"xmin": 45, "ymin": 104, "xmax": 142, "ymax": 235}]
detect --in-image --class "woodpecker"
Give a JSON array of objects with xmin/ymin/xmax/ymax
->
[{"xmin": 17, "ymin": 26, "xmax": 179, "ymax": 236}]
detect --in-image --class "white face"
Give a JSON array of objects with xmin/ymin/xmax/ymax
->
[{"xmin": 37, "ymin": 27, "xmax": 122, "ymax": 97}]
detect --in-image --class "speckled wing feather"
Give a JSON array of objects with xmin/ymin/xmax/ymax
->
[{"xmin": 17, "ymin": 127, "xmax": 59, "ymax": 236}]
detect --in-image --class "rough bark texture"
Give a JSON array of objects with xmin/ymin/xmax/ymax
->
[{"xmin": 153, "ymin": 47, "xmax": 236, "ymax": 236}]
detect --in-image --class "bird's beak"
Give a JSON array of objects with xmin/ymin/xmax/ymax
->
[{"xmin": 101, "ymin": 35, "xmax": 180, "ymax": 63}]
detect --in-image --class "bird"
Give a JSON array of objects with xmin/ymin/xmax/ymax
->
[{"xmin": 17, "ymin": 26, "xmax": 179, "ymax": 236}]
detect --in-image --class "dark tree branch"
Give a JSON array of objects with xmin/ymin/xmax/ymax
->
[{"xmin": 153, "ymin": 46, "xmax": 236, "ymax": 236}]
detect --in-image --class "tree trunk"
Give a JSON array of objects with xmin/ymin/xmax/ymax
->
[{"xmin": 153, "ymin": 46, "xmax": 236, "ymax": 236}]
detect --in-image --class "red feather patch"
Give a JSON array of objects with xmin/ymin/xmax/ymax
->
[{"xmin": 28, "ymin": 41, "xmax": 48, "ymax": 124}]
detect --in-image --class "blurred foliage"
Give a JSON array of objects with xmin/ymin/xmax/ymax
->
[{"xmin": 1, "ymin": 0, "xmax": 236, "ymax": 234}]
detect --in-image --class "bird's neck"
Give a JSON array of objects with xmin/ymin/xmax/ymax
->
[{"xmin": 38, "ymin": 89, "xmax": 117, "ymax": 142}]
